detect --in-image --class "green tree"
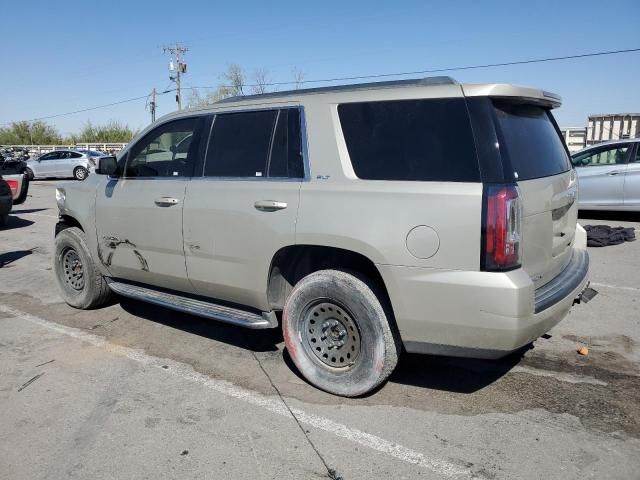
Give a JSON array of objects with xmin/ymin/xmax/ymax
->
[
  {"xmin": 0, "ymin": 121, "xmax": 62, "ymax": 144},
  {"xmin": 67, "ymin": 120, "xmax": 138, "ymax": 143}
]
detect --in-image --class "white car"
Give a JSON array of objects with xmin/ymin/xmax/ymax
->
[{"xmin": 26, "ymin": 149, "xmax": 97, "ymax": 181}]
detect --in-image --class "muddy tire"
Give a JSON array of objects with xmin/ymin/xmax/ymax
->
[
  {"xmin": 54, "ymin": 227, "xmax": 111, "ymax": 309},
  {"xmin": 74, "ymin": 167, "xmax": 88, "ymax": 181},
  {"xmin": 283, "ymin": 269, "xmax": 400, "ymax": 397}
]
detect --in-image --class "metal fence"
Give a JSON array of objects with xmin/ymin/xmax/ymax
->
[{"xmin": 2, "ymin": 143, "xmax": 128, "ymax": 154}]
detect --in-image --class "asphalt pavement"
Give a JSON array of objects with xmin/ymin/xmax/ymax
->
[{"xmin": 1, "ymin": 181, "xmax": 639, "ymax": 479}]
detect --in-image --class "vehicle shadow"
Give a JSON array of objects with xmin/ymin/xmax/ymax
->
[
  {"xmin": 579, "ymin": 210, "xmax": 640, "ymax": 222},
  {"xmin": 118, "ymin": 297, "xmax": 282, "ymax": 353},
  {"xmin": 0, "ymin": 248, "xmax": 35, "ymax": 268},
  {"xmin": 2, "ymin": 216, "xmax": 34, "ymax": 230},
  {"xmin": 388, "ymin": 347, "xmax": 531, "ymax": 394},
  {"xmin": 116, "ymin": 295, "xmax": 529, "ymax": 394}
]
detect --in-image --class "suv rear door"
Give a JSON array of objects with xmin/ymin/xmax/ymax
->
[
  {"xmin": 183, "ymin": 107, "xmax": 304, "ymax": 310},
  {"xmin": 95, "ymin": 116, "xmax": 204, "ymax": 293},
  {"xmin": 487, "ymin": 100, "xmax": 577, "ymax": 288}
]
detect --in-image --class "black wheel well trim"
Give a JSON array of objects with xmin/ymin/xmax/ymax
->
[
  {"xmin": 55, "ymin": 214, "xmax": 84, "ymax": 235},
  {"xmin": 267, "ymin": 244, "xmax": 400, "ymax": 335}
]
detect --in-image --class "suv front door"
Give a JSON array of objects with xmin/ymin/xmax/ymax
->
[
  {"xmin": 183, "ymin": 108, "xmax": 305, "ymax": 310},
  {"xmin": 95, "ymin": 116, "xmax": 204, "ymax": 293},
  {"xmin": 573, "ymin": 143, "xmax": 631, "ymax": 207}
]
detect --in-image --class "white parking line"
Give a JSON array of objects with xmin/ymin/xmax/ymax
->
[
  {"xmin": 0, "ymin": 304, "xmax": 470, "ymax": 479},
  {"xmin": 591, "ymin": 282, "xmax": 640, "ymax": 292},
  {"xmin": 511, "ymin": 365, "xmax": 607, "ymax": 386},
  {"xmin": 12, "ymin": 212, "xmax": 58, "ymax": 219}
]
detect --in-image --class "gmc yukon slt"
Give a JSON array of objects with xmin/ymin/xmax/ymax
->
[{"xmin": 53, "ymin": 77, "xmax": 590, "ymax": 396}]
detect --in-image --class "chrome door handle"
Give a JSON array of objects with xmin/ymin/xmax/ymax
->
[
  {"xmin": 608, "ymin": 171, "xmax": 621, "ymax": 176},
  {"xmin": 254, "ymin": 200, "xmax": 287, "ymax": 212},
  {"xmin": 154, "ymin": 197, "xmax": 180, "ymax": 207}
]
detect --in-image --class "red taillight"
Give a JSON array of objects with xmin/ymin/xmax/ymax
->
[
  {"xmin": 483, "ymin": 184, "xmax": 522, "ymax": 271},
  {"xmin": 6, "ymin": 179, "xmax": 18, "ymax": 197}
]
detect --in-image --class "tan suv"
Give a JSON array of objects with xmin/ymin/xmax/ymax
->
[{"xmin": 53, "ymin": 77, "xmax": 590, "ymax": 396}]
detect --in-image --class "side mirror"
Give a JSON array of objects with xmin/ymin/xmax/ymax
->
[{"xmin": 97, "ymin": 156, "xmax": 118, "ymax": 176}]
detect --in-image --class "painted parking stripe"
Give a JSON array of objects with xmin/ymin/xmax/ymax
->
[
  {"xmin": 0, "ymin": 304, "xmax": 470, "ymax": 479},
  {"xmin": 11, "ymin": 211, "xmax": 58, "ymax": 218},
  {"xmin": 591, "ymin": 282, "xmax": 640, "ymax": 292}
]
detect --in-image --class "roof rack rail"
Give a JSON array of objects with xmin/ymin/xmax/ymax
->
[{"xmin": 216, "ymin": 76, "xmax": 458, "ymax": 104}]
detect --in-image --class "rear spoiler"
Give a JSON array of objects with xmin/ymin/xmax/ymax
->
[{"xmin": 462, "ymin": 83, "xmax": 562, "ymax": 109}]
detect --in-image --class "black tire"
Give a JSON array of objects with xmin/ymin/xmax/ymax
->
[
  {"xmin": 54, "ymin": 227, "xmax": 111, "ymax": 309},
  {"xmin": 13, "ymin": 175, "xmax": 29, "ymax": 205},
  {"xmin": 0, "ymin": 213, "xmax": 7, "ymax": 228},
  {"xmin": 74, "ymin": 167, "xmax": 88, "ymax": 181},
  {"xmin": 25, "ymin": 167, "xmax": 34, "ymax": 181},
  {"xmin": 283, "ymin": 269, "xmax": 400, "ymax": 397}
]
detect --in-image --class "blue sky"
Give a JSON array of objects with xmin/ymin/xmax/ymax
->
[{"xmin": 2, "ymin": 0, "xmax": 639, "ymax": 135}]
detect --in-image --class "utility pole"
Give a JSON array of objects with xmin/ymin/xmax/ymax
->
[
  {"xmin": 148, "ymin": 88, "xmax": 157, "ymax": 122},
  {"xmin": 163, "ymin": 43, "xmax": 188, "ymax": 111}
]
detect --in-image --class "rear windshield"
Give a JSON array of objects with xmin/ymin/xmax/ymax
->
[
  {"xmin": 338, "ymin": 98, "xmax": 480, "ymax": 182},
  {"xmin": 492, "ymin": 102, "xmax": 570, "ymax": 181}
]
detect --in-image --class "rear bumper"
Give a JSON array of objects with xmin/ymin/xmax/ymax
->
[{"xmin": 379, "ymin": 246, "xmax": 590, "ymax": 359}]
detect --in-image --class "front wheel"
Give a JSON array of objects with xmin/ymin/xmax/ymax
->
[
  {"xmin": 283, "ymin": 269, "xmax": 400, "ymax": 397},
  {"xmin": 54, "ymin": 227, "xmax": 111, "ymax": 309},
  {"xmin": 74, "ymin": 167, "xmax": 88, "ymax": 181}
]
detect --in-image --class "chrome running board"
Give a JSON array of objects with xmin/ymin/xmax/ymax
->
[{"xmin": 108, "ymin": 281, "xmax": 278, "ymax": 329}]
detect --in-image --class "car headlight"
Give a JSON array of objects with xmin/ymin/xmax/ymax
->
[{"xmin": 56, "ymin": 188, "xmax": 66, "ymax": 209}]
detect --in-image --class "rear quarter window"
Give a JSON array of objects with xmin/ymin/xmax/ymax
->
[
  {"xmin": 338, "ymin": 98, "xmax": 480, "ymax": 182},
  {"xmin": 492, "ymin": 102, "xmax": 570, "ymax": 181}
]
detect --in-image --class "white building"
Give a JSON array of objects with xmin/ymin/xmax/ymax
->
[
  {"xmin": 559, "ymin": 127, "xmax": 587, "ymax": 152},
  {"xmin": 586, "ymin": 113, "xmax": 640, "ymax": 146}
]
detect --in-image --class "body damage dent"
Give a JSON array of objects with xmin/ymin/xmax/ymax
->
[{"xmin": 99, "ymin": 236, "xmax": 149, "ymax": 272}]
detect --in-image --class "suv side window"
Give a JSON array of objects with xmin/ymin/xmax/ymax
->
[
  {"xmin": 338, "ymin": 98, "xmax": 480, "ymax": 182},
  {"xmin": 572, "ymin": 145, "xmax": 630, "ymax": 167},
  {"xmin": 203, "ymin": 108, "xmax": 304, "ymax": 179},
  {"xmin": 205, "ymin": 110, "xmax": 276, "ymax": 178},
  {"xmin": 125, "ymin": 117, "xmax": 199, "ymax": 178}
]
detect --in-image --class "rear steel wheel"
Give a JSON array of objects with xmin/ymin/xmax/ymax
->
[
  {"xmin": 283, "ymin": 269, "xmax": 400, "ymax": 397},
  {"xmin": 302, "ymin": 300, "xmax": 361, "ymax": 369}
]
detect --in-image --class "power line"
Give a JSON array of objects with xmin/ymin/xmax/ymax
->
[
  {"xmin": 0, "ymin": 94, "xmax": 152, "ymax": 126},
  {"xmin": 190, "ymin": 47, "xmax": 640, "ymax": 90},
  {"xmin": 3, "ymin": 46, "xmax": 639, "ymax": 126}
]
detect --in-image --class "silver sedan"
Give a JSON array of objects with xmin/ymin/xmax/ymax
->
[
  {"xmin": 25, "ymin": 150, "xmax": 97, "ymax": 181},
  {"xmin": 572, "ymin": 138, "xmax": 640, "ymax": 211}
]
